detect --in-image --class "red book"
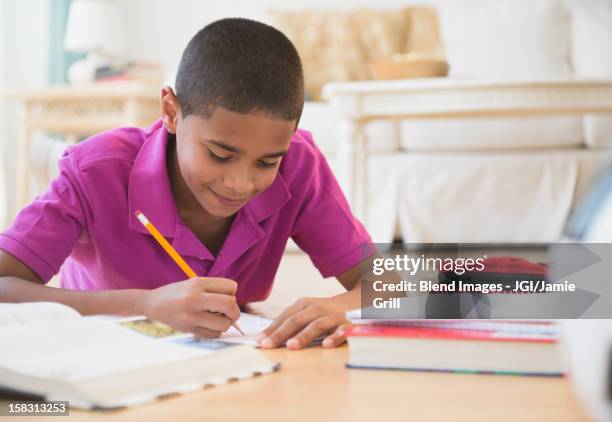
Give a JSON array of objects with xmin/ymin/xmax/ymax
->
[{"xmin": 345, "ymin": 324, "xmax": 557, "ymax": 343}]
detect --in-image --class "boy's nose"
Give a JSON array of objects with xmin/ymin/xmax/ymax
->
[{"xmin": 223, "ymin": 172, "xmax": 254, "ymax": 196}]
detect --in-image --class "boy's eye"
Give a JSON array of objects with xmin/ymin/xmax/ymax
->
[
  {"xmin": 257, "ymin": 160, "xmax": 279, "ymax": 169},
  {"xmin": 207, "ymin": 148, "xmax": 279, "ymax": 169},
  {"xmin": 207, "ymin": 149, "xmax": 231, "ymax": 163}
]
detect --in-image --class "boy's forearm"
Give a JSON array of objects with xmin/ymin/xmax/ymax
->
[
  {"xmin": 0, "ymin": 276, "xmax": 148, "ymax": 316},
  {"xmin": 330, "ymin": 280, "xmax": 362, "ymax": 311}
]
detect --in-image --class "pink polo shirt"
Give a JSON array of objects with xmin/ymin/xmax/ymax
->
[{"xmin": 0, "ymin": 119, "xmax": 374, "ymax": 304}]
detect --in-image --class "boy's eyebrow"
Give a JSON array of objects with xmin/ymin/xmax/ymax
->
[
  {"xmin": 208, "ymin": 140, "xmax": 243, "ymax": 153},
  {"xmin": 207, "ymin": 139, "xmax": 288, "ymax": 158}
]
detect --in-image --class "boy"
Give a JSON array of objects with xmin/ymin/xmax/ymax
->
[{"xmin": 0, "ymin": 18, "xmax": 375, "ymax": 350}]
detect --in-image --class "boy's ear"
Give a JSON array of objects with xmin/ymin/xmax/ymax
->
[{"xmin": 160, "ymin": 86, "xmax": 181, "ymax": 134}]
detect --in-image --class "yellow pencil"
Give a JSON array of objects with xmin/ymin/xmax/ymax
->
[{"xmin": 135, "ymin": 210, "xmax": 245, "ymax": 336}]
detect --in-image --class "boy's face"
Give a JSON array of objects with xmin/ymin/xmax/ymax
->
[{"xmin": 163, "ymin": 89, "xmax": 296, "ymax": 218}]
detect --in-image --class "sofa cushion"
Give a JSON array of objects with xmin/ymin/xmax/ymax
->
[
  {"xmin": 392, "ymin": 151, "xmax": 579, "ymax": 242},
  {"xmin": 362, "ymin": 149, "xmax": 612, "ymax": 243},
  {"xmin": 399, "ymin": 115, "xmax": 583, "ymax": 151},
  {"xmin": 438, "ymin": 0, "xmax": 572, "ymax": 78}
]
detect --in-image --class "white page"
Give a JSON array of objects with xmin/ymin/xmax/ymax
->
[
  {"xmin": 220, "ymin": 313, "xmax": 327, "ymax": 347},
  {"xmin": 0, "ymin": 318, "xmax": 210, "ymax": 381},
  {"xmin": 88, "ymin": 312, "xmax": 273, "ymax": 346},
  {"xmin": 218, "ymin": 313, "xmax": 272, "ymax": 345},
  {"xmin": 0, "ymin": 302, "xmax": 81, "ymax": 327}
]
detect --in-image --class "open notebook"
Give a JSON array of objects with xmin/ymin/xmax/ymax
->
[{"xmin": 0, "ymin": 302, "xmax": 279, "ymax": 409}]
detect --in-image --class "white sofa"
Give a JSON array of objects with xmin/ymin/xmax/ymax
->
[{"xmin": 305, "ymin": 0, "xmax": 612, "ymax": 243}]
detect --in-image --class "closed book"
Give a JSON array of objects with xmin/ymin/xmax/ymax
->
[{"xmin": 345, "ymin": 324, "xmax": 563, "ymax": 376}]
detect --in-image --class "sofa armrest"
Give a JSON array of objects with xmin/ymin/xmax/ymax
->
[
  {"xmin": 322, "ymin": 77, "xmax": 612, "ymax": 118},
  {"xmin": 300, "ymin": 101, "xmax": 401, "ymax": 155}
]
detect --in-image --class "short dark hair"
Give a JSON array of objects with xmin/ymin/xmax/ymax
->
[{"xmin": 175, "ymin": 18, "xmax": 304, "ymax": 122}]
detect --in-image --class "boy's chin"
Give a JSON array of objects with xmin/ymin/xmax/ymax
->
[{"xmin": 199, "ymin": 197, "xmax": 244, "ymax": 219}]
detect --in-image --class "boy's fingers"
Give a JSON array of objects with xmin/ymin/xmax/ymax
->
[
  {"xmin": 189, "ymin": 311, "xmax": 234, "ymax": 332},
  {"xmin": 256, "ymin": 299, "xmax": 309, "ymax": 340},
  {"xmin": 257, "ymin": 315, "xmax": 288, "ymax": 340},
  {"xmin": 322, "ymin": 325, "xmax": 348, "ymax": 348},
  {"xmin": 197, "ymin": 292, "xmax": 241, "ymax": 321},
  {"xmin": 196, "ymin": 277, "xmax": 238, "ymax": 295},
  {"xmin": 258, "ymin": 308, "xmax": 316, "ymax": 348},
  {"xmin": 286, "ymin": 317, "xmax": 337, "ymax": 350}
]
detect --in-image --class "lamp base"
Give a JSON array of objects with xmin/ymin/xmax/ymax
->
[{"xmin": 67, "ymin": 51, "xmax": 110, "ymax": 85}]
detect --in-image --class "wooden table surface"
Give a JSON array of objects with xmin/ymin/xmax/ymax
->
[{"xmin": 8, "ymin": 344, "xmax": 587, "ymax": 422}]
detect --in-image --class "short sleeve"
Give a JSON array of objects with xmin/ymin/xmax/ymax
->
[
  {"xmin": 290, "ymin": 139, "xmax": 376, "ymax": 278},
  {"xmin": 0, "ymin": 154, "xmax": 88, "ymax": 283}
]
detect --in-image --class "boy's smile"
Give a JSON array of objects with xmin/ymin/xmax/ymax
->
[
  {"xmin": 162, "ymin": 88, "xmax": 296, "ymax": 224},
  {"xmin": 208, "ymin": 187, "xmax": 248, "ymax": 208}
]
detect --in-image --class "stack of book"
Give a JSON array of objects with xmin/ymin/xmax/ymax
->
[{"xmin": 344, "ymin": 310, "xmax": 563, "ymax": 376}]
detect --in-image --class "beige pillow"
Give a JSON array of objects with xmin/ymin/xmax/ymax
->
[
  {"xmin": 403, "ymin": 7, "xmax": 445, "ymax": 59},
  {"xmin": 268, "ymin": 7, "xmax": 442, "ymax": 100}
]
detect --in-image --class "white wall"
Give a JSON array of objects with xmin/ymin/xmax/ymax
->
[{"xmin": 0, "ymin": 0, "xmax": 50, "ymax": 229}]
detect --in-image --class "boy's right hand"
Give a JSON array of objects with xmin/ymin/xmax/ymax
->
[{"xmin": 141, "ymin": 277, "xmax": 240, "ymax": 338}]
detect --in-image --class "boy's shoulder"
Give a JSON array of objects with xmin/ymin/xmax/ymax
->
[{"xmin": 63, "ymin": 124, "xmax": 152, "ymax": 171}]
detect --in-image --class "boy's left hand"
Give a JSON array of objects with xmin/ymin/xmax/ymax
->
[{"xmin": 256, "ymin": 296, "xmax": 350, "ymax": 350}]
